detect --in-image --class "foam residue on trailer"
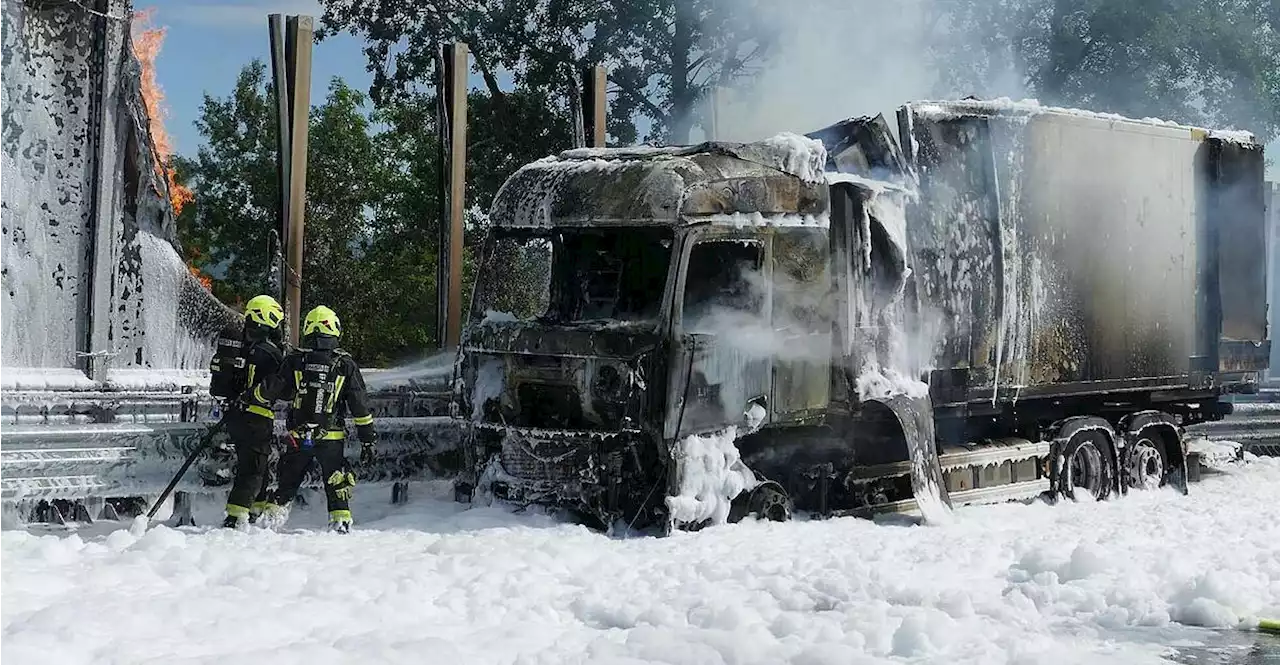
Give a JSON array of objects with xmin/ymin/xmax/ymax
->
[
  {"xmin": 1, "ymin": 4, "xmax": 99, "ymax": 369},
  {"xmin": 1, "ymin": 0, "xmax": 237, "ymax": 384},
  {"xmin": 911, "ymin": 98, "xmax": 1260, "ymax": 146}
]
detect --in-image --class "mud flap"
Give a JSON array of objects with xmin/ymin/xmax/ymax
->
[
  {"xmin": 1166, "ymin": 432, "xmax": 1190, "ymax": 495},
  {"xmin": 873, "ymin": 394, "xmax": 952, "ymax": 523}
]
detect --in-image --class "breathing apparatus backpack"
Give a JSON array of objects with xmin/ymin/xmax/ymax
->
[
  {"xmin": 209, "ymin": 328, "xmax": 247, "ymax": 401},
  {"xmin": 294, "ymin": 347, "xmax": 341, "ymax": 448}
]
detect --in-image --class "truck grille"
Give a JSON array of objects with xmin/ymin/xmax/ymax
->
[
  {"xmin": 516, "ymin": 383, "xmax": 587, "ymax": 430},
  {"xmin": 499, "ymin": 436, "xmax": 591, "ymax": 485}
]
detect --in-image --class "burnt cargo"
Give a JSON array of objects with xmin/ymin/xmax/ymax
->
[{"xmin": 889, "ymin": 100, "xmax": 1269, "ymax": 403}]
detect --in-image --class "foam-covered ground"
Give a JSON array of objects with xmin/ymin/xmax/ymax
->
[{"xmin": 4, "ymin": 456, "xmax": 1280, "ymax": 665}]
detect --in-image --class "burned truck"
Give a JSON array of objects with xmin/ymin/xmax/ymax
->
[{"xmin": 451, "ymin": 99, "xmax": 1269, "ymax": 531}]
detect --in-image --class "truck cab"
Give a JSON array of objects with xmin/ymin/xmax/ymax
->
[{"xmin": 451, "ymin": 139, "xmax": 932, "ymax": 529}]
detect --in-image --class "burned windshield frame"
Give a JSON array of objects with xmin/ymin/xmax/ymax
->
[
  {"xmin": 474, "ymin": 226, "xmax": 674, "ymax": 324},
  {"xmin": 471, "ymin": 228, "xmax": 554, "ymax": 322}
]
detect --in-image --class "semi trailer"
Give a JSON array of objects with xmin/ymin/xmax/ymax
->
[{"xmin": 451, "ymin": 99, "xmax": 1270, "ymax": 532}]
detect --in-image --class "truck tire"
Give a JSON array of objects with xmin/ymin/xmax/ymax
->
[
  {"xmin": 1126, "ymin": 436, "xmax": 1167, "ymax": 491},
  {"xmin": 1058, "ymin": 430, "xmax": 1116, "ymax": 502},
  {"xmin": 748, "ymin": 480, "xmax": 793, "ymax": 522}
]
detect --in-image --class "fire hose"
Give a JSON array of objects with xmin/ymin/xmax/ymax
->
[{"xmin": 144, "ymin": 417, "xmax": 228, "ymax": 520}]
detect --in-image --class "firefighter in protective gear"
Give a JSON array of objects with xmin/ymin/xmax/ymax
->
[
  {"xmin": 253, "ymin": 305, "xmax": 377, "ymax": 534},
  {"xmin": 212, "ymin": 294, "xmax": 286, "ymax": 529}
]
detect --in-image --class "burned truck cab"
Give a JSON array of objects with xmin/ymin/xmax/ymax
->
[{"xmin": 454, "ymin": 140, "xmax": 836, "ymax": 528}]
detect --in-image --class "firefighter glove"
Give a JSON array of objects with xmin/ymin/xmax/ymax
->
[
  {"xmin": 360, "ymin": 441, "xmax": 376, "ymax": 467},
  {"xmin": 327, "ymin": 469, "xmax": 357, "ymax": 501}
]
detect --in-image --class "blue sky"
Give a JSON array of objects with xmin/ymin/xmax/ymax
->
[{"xmin": 138, "ymin": 0, "xmax": 372, "ymax": 156}]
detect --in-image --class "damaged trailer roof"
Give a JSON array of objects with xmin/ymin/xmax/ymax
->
[
  {"xmin": 906, "ymin": 98, "xmax": 1261, "ymax": 146},
  {"xmin": 489, "ymin": 135, "xmax": 831, "ymax": 229}
]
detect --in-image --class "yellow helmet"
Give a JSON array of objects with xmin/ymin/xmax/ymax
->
[
  {"xmin": 302, "ymin": 305, "xmax": 342, "ymax": 338},
  {"xmin": 244, "ymin": 295, "xmax": 284, "ymax": 329}
]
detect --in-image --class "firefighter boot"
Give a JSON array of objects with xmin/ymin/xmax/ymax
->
[
  {"xmin": 328, "ymin": 510, "xmax": 352, "ymax": 534},
  {"xmin": 255, "ymin": 502, "xmax": 291, "ymax": 530}
]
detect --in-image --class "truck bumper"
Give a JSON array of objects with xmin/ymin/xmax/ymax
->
[{"xmin": 468, "ymin": 424, "xmax": 658, "ymax": 526}]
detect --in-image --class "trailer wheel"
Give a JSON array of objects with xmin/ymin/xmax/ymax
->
[
  {"xmin": 1127, "ymin": 437, "xmax": 1167, "ymax": 491},
  {"xmin": 1059, "ymin": 431, "xmax": 1115, "ymax": 501},
  {"xmin": 748, "ymin": 481, "xmax": 793, "ymax": 522}
]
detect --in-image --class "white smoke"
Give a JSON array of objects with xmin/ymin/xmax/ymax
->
[
  {"xmin": 682, "ymin": 235, "xmax": 834, "ymax": 364},
  {"xmin": 705, "ymin": 0, "xmax": 1026, "ymax": 143},
  {"xmin": 363, "ymin": 350, "xmax": 456, "ymax": 390}
]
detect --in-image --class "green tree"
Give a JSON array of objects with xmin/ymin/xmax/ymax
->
[
  {"xmin": 936, "ymin": 0, "xmax": 1280, "ymax": 140},
  {"xmin": 315, "ymin": 0, "xmax": 777, "ymax": 143},
  {"xmin": 177, "ymin": 60, "xmax": 442, "ymax": 365},
  {"xmin": 174, "ymin": 62, "xmax": 279, "ymax": 305}
]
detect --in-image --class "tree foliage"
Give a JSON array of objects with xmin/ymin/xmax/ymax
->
[
  {"xmin": 174, "ymin": 63, "xmax": 279, "ymax": 306},
  {"xmin": 315, "ymin": 0, "xmax": 776, "ymax": 143},
  {"xmin": 937, "ymin": 0, "xmax": 1280, "ymax": 140},
  {"xmin": 177, "ymin": 61, "xmax": 441, "ymax": 365}
]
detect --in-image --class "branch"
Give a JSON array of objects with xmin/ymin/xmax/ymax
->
[
  {"xmin": 614, "ymin": 78, "xmax": 668, "ymax": 124},
  {"xmin": 424, "ymin": 0, "xmax": 506, "ymax": 101}
]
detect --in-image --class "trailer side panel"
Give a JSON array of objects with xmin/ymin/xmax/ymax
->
[{"xmin": 901, "ymin": 103, "xmax": 1268, "ymax": 397}]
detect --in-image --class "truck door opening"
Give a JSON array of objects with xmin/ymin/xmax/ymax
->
[
  {"xmin": 670, "ymin": 237, "xmax": 770, "ymax": 438},
  {"xmin": 682, "ymin": 239, "xmax": 765, "ymax": 331}
]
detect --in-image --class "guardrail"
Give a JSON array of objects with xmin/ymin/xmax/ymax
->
[
  {"xmin": 4, "ymin": 386, "xmax": 1278, "ymax": 527},
  {"xmin": 1, "ymin": 386, "xmax": 463, "ymax": 525},
  {"xmin": 1185, "ymin": 401, "xmax": 1280, "ymax": 457}
]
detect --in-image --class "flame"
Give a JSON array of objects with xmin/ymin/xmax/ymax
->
[
  {"xmin": 183, "ymin": 239, "xmax": 215, "ymax": 291},
  {"xmin": 188, "ymin": 264, "xmax": 213, "ymax": 290},
  {"xmin": 132, "ymin": 10, "xmax": 206, "ymax": 291},
  {"xmin": 130, "ymin": 10, "xmax": 194, "ymax": 217}
]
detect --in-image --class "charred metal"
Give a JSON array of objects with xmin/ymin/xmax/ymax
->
[{"xmin": 453, "ymin": 100, "xmax": 1269, "ymax": 533}]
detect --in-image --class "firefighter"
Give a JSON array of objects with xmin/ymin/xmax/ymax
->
[
  {"xmin": 209, "ymin": 294, "xmax": 287, "ymax": 529},
  {"xmin": 253, "ymin": 305, "xmax": 377, "ymax": 534}
]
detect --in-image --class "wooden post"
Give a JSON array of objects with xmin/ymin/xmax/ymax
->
[
  {"xmin": 434, "ymin": 47, "xmax": 448, "ymax": 349},
  {"xmin": 441, "ymin": 42, "xmax": 469, "ymax": 350},
  {"xmin": 284, "ymin": 16, "xmax": 313, "ymax": 346},
  {"xmin": 267, "ymin": 14, "xmax": 291, "ymax": 306},
  {"xmin": 1268, "ymin": 182, "xmax": 1279, "ymax": 379},
  {"xmin": 581, "ymin": 65, "xmax": 606, "ymax": 148}
]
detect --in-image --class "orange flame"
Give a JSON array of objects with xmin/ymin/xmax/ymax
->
[
  {"xmin": 132, "ymin": 10, "xmax": 206, "ymax": 291},
  {"xmin": 130, "ymin": 10, "xmax": 194, "ymax": 217},
  {"xmin": 188, "ymin": 264, "xmax": 213, "ymax": 289}
]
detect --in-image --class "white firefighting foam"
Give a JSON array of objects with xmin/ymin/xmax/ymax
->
[
  {"xmin": 665, "ymin": 425, "xmax": 761, "ymax": 528},
  {"xmin": 4, "ymin": 457, "xmax": 1280, "ymax": 664}
]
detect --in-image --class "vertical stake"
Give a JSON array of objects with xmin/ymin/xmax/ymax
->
[
  {"xmin": 443, "ymin": 43, "xmax": 469, "ymax": 350},
  {"xmin": 582, "ymin": 65, "xmax": 607, "ymax": 148},
  {"xmin": 267, "ymin": 14, "xmax": 291, "ymax": 307},
  {"xmin": 708, "ymin": 87, "xmax": 725, "ymax": 141},
  {"xmin": 284, "ymin": 15, "xmax": 314, "ymax": 346}
]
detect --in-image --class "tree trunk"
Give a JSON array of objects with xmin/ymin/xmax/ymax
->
[{"xmin": 669, "ymin": 0, "xmax": 694, "ymax": 144}]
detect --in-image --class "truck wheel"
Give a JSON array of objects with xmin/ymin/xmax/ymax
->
[
  {"xmin": 1059, "ymin": 431, "xmax": 1115, "ymax": 501},
  {"xmin": 1127, "ymin": 437, "xmax": 1167, "ymax": 491},
  {"xmin": 748, "ymin": 481, "xmax": 793, "ymax": 522}
]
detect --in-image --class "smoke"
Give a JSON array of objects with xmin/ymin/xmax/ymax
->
[
  {"xmin": 707, "ymin": 0, "xmax": 1025, "ymax": 143},
  {"xmin": 363, "ymin": 350, "xmax": 456, "ymax": 390},
  {"xmin": 680, "ymin": 206, "xmax": 942, "ymax": 401},
  {"xmin": 683, "ymin": 234, "xmax": 834, "ymax": 364}
]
